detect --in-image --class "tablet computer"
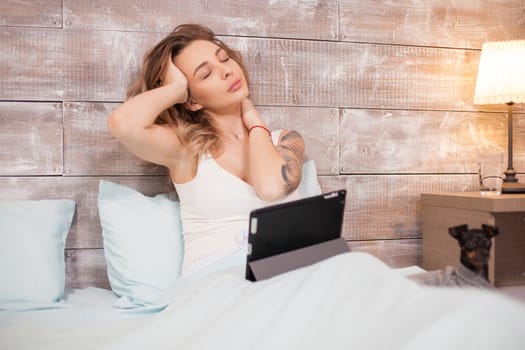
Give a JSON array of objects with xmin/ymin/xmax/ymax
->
[{"xmin": 246, "ymin": 189, "xmax": 347, "ymax": 281}]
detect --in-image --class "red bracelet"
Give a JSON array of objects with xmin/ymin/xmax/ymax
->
[{"xmin": 249, "ymin": 125, "xmax": 271, "ymax": 137}]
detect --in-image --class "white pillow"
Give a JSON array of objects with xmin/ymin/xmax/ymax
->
[
  {"xmin": 298, "ymin": 159, "xmax": 322, "ymax": 197},
  {"xmin": 98, "ymin": 181, "xmax": 183, "ymax": 308},
  {"xmin": 0, "ymin": 199, "xmax": 75, "ymax": 305}
]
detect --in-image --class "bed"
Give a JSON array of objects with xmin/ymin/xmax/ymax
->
[
  {"xmin": 2, "ymin": 253, "xmax": 525, "ymax": 350},
  {"xmin": 1, "ymin": 162, "xmax": 525, "ymax": 350}
]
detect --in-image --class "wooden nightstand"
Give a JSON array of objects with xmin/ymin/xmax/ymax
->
[{"xmin": 421, "ymin": 192, "xmax": 525, "ymax": 287}]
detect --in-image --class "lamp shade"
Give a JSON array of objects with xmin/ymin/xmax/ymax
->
[{"xmin": 473, "ymin": 40, "xmax": 525, "ymax": 105}]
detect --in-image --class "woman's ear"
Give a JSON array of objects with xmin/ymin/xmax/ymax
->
[{"xmin": 184, "ymin": 98, "xmax": 203, "ymax": 112}]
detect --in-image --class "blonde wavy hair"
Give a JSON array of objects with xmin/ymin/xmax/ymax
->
[{"xmin": 127, "ymin": 24, "xmax": 250, "ymax": 157}]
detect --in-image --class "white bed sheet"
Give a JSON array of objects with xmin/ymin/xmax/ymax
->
[
  {"xmin": 1, "ymin": 252, "xmax": 524, "ymax": 350},
  {"xmin": 0, "ymin": 287, "xmax": 158, "ymax": 350}
]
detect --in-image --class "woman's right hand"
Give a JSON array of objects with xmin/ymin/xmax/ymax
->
[
  {"xmin": 162, "ymin": 59, "xmax": 189, "ymax": 103},
  {"xmin": 241, "ymin": 98, "xmax": 265, "ymax": 130},
  {"xmin": 108, "ymin": 57, "xmax": 189, "ymax": 165}
]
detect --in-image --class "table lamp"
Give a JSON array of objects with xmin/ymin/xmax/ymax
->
[{"xmin": 473, "ymin": 40, "xmax": 525, "ymax": 193}]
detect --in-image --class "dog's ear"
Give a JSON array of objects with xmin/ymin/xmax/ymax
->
[
  {"xmin": 481, "ymin": 224, "xmax": 499, "ymax": 238},
  {"xmin": 449, "ymin": 224, "xmax": 468, "ymax": 240}
]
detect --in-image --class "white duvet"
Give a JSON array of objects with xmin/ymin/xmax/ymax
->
[{"xmin": 1, "ymin": 252, "xmax": 524, "ymax": 350}]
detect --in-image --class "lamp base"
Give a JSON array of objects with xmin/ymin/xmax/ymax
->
[{"xmin": 502, "ymin": 181, "xmax": 525, "ymax": 194}]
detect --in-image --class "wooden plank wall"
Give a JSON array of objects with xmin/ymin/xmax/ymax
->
[{"xmin": 1, "ymin": 0, "xmax": 524, "ymax": 289}]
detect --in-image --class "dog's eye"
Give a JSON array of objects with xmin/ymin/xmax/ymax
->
[
  {"xmin": 465, "ymin": 240, "xmax": 476, "ymax": 250},
  {"xmin": 464, "ymin": 239, "xmax": 491, "ymax": 250}
]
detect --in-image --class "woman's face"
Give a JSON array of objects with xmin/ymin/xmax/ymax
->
[{"xmin": 174, "ymin": 40, "xmax": 249, "ymax": 113}]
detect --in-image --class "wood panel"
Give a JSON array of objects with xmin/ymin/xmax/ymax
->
[
  {"xmin": 1, "ymin": 28, "xmax": 480, "ymax": 112},
  {"xmin": 65, "ymin": 237, "xmax": 420, "ymax": 290},
  {"xmin": 1, "ymin": 28, "xmax": 67, "ymax": 101},
  {"xmin": 348, "ymin": 239, "xmax": 421, "ymax": 268},
  {"xmin": 0, "ymin": 28, "xmax": 164, "ymax": 102},
  {"xmin": 227, "ymin": 36, "xmax": 481, "ymax": 111},
  {"xmin": 8, "ymin": 101, "xmax": 519, "ymax": 179},
  {"xmin": 339, "ymin": 0, "xmax": 525, "ymax": 49},
  {"xmin": 64, "ymin": 102, "xmax": 339, "ymax": 176},
  {"xmin": 0, "ymin": 176, "xmax": 170, "ymax": 249},
  {"xmin": 65, "ymin": 249, "xmax": 110, "ymax": 289},
  {"xmin": 261, "ymin": 106, "xmax": 339, "ymax": 176},
  {"xmin": 0, "ymin": 102, "xmax": 63, "ymax": 175},
  {"xmin": 0, "ymin": 0, "xmax": 62, "ymax": 28},
  {"xmin": 1, "ymin": 174, "xmax": 477, "ymax": 249},
  {"xmin": 63, "ymin": 0, "xmax": 338, "ymax": 40},
  {"xmin": 340, "ymin": 109, "xmax": 508, "ymax": 174},
  {"xmin": 319, "ymin": 174, "xmax": 478, "ymax": 240},
  {"xmin": 515, "ymin": 114, "xmax": 525, "ymax": 170},
  {"xmin": 63, "ymin": 102, "xmax": 164, "ymax": 176}
]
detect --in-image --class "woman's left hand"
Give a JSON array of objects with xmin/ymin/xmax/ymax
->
[{"xmin": 241, "ymin": 98, "xmax": 266, "ymax": 129}]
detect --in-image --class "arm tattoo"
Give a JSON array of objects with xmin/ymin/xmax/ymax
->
[{"xmin": 276, "ymin": 130, "xmax": 305, "ymax": 194}]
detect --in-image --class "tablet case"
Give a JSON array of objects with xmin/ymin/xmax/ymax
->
[
  {"xmin": 247, "ymin": 238, "xmax": 349, "ymax": 281},
  {"xmin": 246, "ymin": 189, "xmax": 348, "ymax": 281}
]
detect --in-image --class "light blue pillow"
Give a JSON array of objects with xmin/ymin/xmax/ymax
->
[
  {"xmin": 298, "ymin": 159, "xmax": 322, "ymax": 197},
  {"xmin": 98, "ymin": 181, "xmax": 183, "ymax": 308},
  {"xmin": 0, "ymin": 199, "xmax": 75, "ymax": 305}
]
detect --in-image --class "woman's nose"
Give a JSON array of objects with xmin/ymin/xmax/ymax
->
[{"xmin": 221, "ymin": 65, "xmax": 232, "ymax": 79}]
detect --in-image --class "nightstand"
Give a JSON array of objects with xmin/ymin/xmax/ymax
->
[{"xmin": 421, "ymin": 192, "xmax": 525, "ymax": 287}]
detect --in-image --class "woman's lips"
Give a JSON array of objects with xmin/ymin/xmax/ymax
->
[{"xmin": 228, "ymin": 79, "xmax": 242, "ymax": 92}]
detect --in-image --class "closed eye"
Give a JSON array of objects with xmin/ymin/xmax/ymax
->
[
  {"xmin": 200, "ymin": 68, "xmax": 211, "ymax": 79},
  {"xmin": 217, "ymin": 47, "xmax": 231, "ymax": 62},
  {"xmin": 196, "ymin": 49, "xmax": 230, "ymax": 79}
]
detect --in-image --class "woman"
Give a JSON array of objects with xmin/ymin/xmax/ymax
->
[{"xmin": 108, "ymin": 24, "xmax": 305, "ymax": 275}]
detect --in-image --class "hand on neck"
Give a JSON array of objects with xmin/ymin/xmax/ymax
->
[{"xmin": 209, "ymin": 111, "xmax": 247, "ymax": 142}]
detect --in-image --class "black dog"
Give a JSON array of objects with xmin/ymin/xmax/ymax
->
[
  {"xmin": 449, "ymin": 224, "xmax": 499, "ymax": 281},
  {"xmin": 409, "ymin": 224, "xmax": 499, "ymax": 288}
]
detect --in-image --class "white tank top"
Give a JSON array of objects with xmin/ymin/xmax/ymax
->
[{"xmin": 174, "ymin": 130, "xmax": 301, "ymax": 275}]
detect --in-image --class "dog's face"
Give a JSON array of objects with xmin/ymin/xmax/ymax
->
[{"xmin": 449, "ymin": 224, "xmax": 499, "ymax": 268}]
